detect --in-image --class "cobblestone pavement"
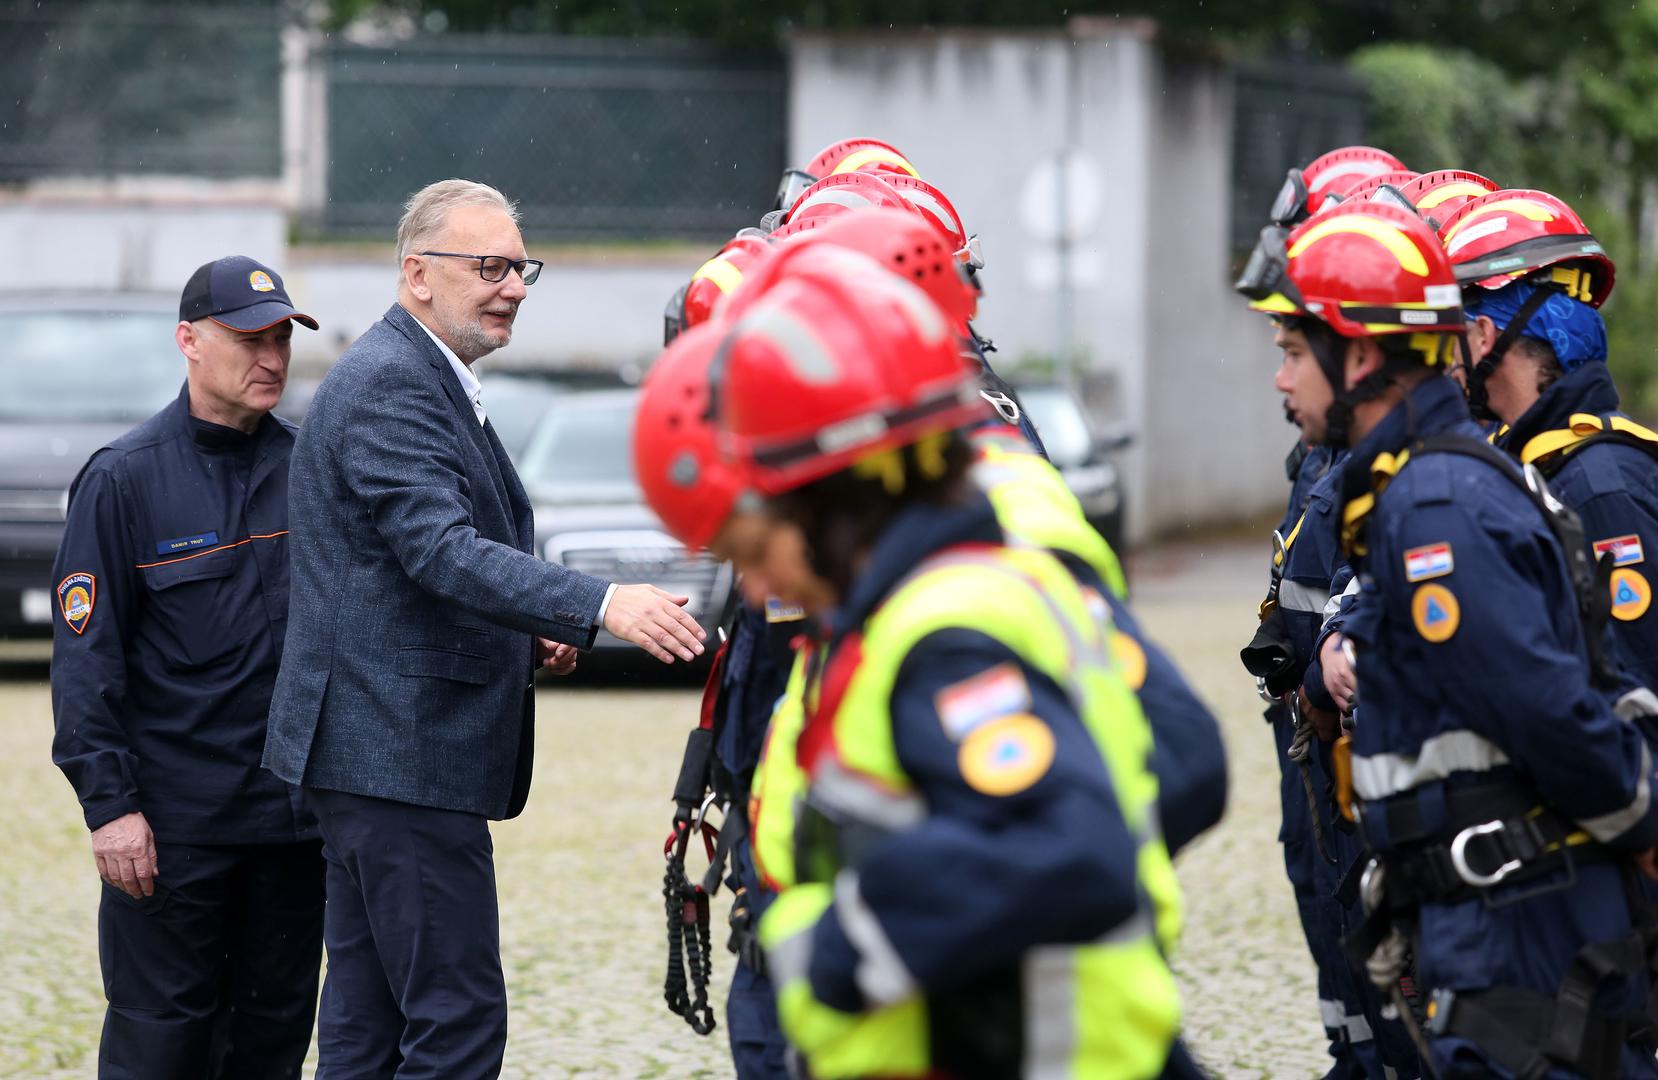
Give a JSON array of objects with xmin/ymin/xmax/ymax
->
[{"xmin": 0, "ymin": 536, "xmax": 1332, "ymax": 1077}]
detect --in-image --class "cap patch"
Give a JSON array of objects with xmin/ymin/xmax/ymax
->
[
  {"xmin": 248, "ymin": 270, "xmax": 276, "ymax": 292},
  {"xmin": 57, "ymin": 571, "xmax": 96, "ymax": 635}
]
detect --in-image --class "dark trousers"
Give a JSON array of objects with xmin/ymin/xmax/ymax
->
[
  {"xmin": 97, "ymin": 839, "xmax": 325, "ymax": 1080},
  {"xmin": 306, "ymin": 787, "xmax": 507, "ymax": 1080}
]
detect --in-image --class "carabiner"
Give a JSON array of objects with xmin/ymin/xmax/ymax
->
[{"xmin": 1450, "ymin": 820, "xmax": 1521, "ymax": 888}]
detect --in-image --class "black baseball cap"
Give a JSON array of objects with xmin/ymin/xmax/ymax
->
[{"xmin": 179, "ymin": 255, "xmax": 319, "ymax": 332}]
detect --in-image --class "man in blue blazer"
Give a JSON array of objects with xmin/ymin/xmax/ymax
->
[{"xmin": 265, "ymin": 178, "xmax": 707, "ymax": 1078}]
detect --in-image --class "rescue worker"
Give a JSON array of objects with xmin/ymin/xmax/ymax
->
[
  {"xmin": 1240, "ymin": 221, "xmax": 1424, "ymax": 1079},
  {"xmin": 1249, "ymin": 146, "xmax": 1415, "ymax": 1078},
  {"xmin": 637, "ymin": 321, "xmax": 796, "ymax": 1078},
  {"xmin": 699, "ymin": 256, "xmax": 1200, "ymax": 1078},
  {"xmin": 1440, "ymin": 188, "xmax": 1658, "ymax": 692},
  {"xmin": 49, "ymin": 256, "xmax": 324, "ymax": 1078},
  {"xmin": 663, "ymin": 228, "xmax": 772, "ymax": 346},
  {"xmin": 1240, "ymin": 197, "xmax": 1658, "ymax": 1078}
]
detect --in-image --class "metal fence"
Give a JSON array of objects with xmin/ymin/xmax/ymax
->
[
  {"xmin": 1229, "ymin": 60, "xmax": 1369, "ymax": 253},
  {"xmin": 320, "ymin": 35, "xmax": 786, "ymax": 240},
  {"xmin": 0, "ymin": 2, "xmax": 283, "ymax": 181}
]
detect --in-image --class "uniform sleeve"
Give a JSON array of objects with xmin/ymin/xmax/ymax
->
[
  {"xmin": 337, "ymin": 363, "xmax": 607, "ymax": 644},
  {"xmin": 1107, "ymin": 594, "xmax": 1226, "ymax": 855},
  {"xmin": 804, "ymin": 629, "xmax": 1141, "ymax": 1011},
  {"xmin": 1301, "ymin": 563, "xmax": 1354, "ymax": 714},
  {"xmin": 1387, "ymin": 500, "xmax": 1658, "ymax": 849},
  {"xmin": 49, "ymin": 457, "xmax": 142, "ymax": 831}
]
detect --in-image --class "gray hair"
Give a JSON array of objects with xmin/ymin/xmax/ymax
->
[{"xmin": 395, "ymin": 179, "xmax": 519, "ymax": 266}]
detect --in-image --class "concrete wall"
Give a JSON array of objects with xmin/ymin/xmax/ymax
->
[{"xmin": 789, "ymin": 22, "xmax": 1288, "ymax": 540}]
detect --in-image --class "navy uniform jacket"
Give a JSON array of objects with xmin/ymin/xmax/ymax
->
[
  {"xmin": 803, "ymin": 495, "xmax": 1145, "ymax": 1010},
  {"xmin": 1278, "ymin": 463, "xmax": 1352, "ymax": 714},
  {"xmin": 1498, "ymin": 363, "xmax": 1658, "ymax": 693},
  {"xmin": 264, "ymin": 305, "xmax": 608, "ymax": 820},
  {"xmin": 1337, "ymin": 375, "xmax": 1658, "ymax": 1005},
  {"xmin": 51, "ymin": 384, "xmax": 314, "ymax": 844}
]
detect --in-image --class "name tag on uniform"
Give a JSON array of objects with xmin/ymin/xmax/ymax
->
[
  {"xmin": 155, "ymin": 531, "xmax": 219, "ymax": 556},
  {"xmin": 764, "ymin": 597, "xmax": 806, "ymax": 623}
]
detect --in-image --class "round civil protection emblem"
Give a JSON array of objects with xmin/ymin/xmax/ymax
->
[{"xmin": 248, "ymin": 270, "xmax": 276, "ymax": 292}]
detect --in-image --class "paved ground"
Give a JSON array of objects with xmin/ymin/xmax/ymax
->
[{"xmin": 0, "ymin": 535, "xmax": 1334, "ymax": 1078}]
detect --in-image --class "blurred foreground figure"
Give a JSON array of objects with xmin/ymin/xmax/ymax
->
[{"xmin": 50, "ymin": 256, "xmax": 324, "ymax": 1079}]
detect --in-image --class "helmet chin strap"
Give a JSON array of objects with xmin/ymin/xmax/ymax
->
[{"xmin": 1463, "ymin": 286, "xmax": 1555, "ymax": 422}]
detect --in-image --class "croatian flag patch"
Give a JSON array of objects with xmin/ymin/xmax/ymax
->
[
  {"xmin": 1403, "ymin": 542, "xmax": 1454, "ymax": 583},
  {"xmin": 934, "ymin": 662, "xmax": 1032, "ymax": 741},
  {"xmin": 1593, "ymin": 534, "xmax": 1645, "ymax": 567}
]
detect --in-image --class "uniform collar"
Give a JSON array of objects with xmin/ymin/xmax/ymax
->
[
  {"xmin": 1343, "ymin": 375, "xmax": 1471, "ymax": 479},
  {"xmin": 1498, "ymin": 363, "xmax": 1621, "ymax": 456},
  {"xmin": 168, "ymin": 381, "xmax": 283, "ymax": 452},
  {"xmin": 830, "ymin": 491, "xmax": 1004, "ymax": 640}
]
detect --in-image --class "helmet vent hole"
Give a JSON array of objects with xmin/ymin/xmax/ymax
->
[{"xmin": 894, "ymin": 252, "xmax": 906, "ymax": 264}]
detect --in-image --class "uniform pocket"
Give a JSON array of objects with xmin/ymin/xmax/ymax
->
[
  {"xmin": 140, "ymin": 549, "xmax": 246, "ymax": 666},
  {"xmin": 395, "ymin": 645, "xmax": 490, "ymax": 685}
]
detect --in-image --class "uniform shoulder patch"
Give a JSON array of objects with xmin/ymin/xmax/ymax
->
[
  {"xmin": 1411, "ymin": 582, "xmax": 1459, "ymax": 643},
  {"xmin": 1610, "ymin": 568, "xmax": 1652, "ymax": 621},
  {"xmin": 1593, "ymin": 534, "xmax": 1645, "ymax": 567},
  {"xmin": 764, "ymin": 596, "xmax": 806, "ymax": 623},
  {"xmin": 957, "ymin": 714, "xmax": 1055, "ymax": 797},
  {"xmin": 1403, "ymin": 542, "xmax": 1454, "ymax": 583},
  {"xmin": 57, "ymin": 572, "xmax": 96, "ymax": 635},
  {"xmin": 1110, "ymin": 630, "xmax": 1148, "ymax": 692},
  {"xmin": 934, "ymin": 662, "xmax": 1031, "ymax": 741}
]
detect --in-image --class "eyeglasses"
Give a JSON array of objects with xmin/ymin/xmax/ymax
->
[{"xmin": 421, "ymin": 251, "xmax": 544, "ymax": 285}]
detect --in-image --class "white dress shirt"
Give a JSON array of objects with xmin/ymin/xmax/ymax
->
[{"xmin": 412, "ymin": 314, "xmax": 616, "ymax": 624}]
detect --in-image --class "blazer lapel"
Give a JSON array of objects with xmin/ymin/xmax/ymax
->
[
  {"xmin": 385, "ymin": 304, "xmax": 515, "ymax": 517},
  {"xmin": 483, "ymin": 418, "xmax": 536, "ymax": 554}
]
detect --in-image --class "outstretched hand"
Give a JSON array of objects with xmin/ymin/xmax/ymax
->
[{"xmin": 602, "ymin": 584, "xmax": 707, "ymax": 664}]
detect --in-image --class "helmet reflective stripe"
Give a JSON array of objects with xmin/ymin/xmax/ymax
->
[
  {"xmin": 1289, "ymin": 215, "xmax": 1430, "ymax": 277},
  {"xmin": 690, "ymin": 254, "xmax": 744, "ymax": 295},
  {"xmin": 1443, "ymin": 197, "xmax": 1559, "ymax": 242},
  {"xmin": 881, "ymin": 272, "xmax": 953, "ymax": 345},
  {"xmin": 736, "ymin": 304, "xmax": 842, "ymax": 384},
  {"xmin": 795, "ymin": 187, "xmax": 882, "ymax": 216},
  {"xmin": 1416, "ymin": 181, "xmax": 1496, "ymax": 210},
  {"xmin": 832, "ymin": 146, "xmax": 919, "ymax": 177},
  {"xmin": 897, "ymin": 188, "xmax": 963, "ymax": 239},
  {"xmin": 1305, "ymin": 157, "xmax": 1392, "ymax": 194}
]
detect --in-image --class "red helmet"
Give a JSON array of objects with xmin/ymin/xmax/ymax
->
[
  {"xmin": 1394, "ymin": 170, "xmax": 1498, "ymax": 230},
  {"xmin": 633, "ymin": 322, "xmax": 749, "ymax": 550},
  {"xmin": 1271, "ymin": 145, "xmax": 1408, "ymax": 226},
  {"xmin": 771, "ymin": 206, "xmax": 979, "ymax": 331},
  {"xmin": 883, "ymin": 175, "xmax": 985, "ymax": 271},
  {"xmin": 1438, "ymin": 188, "xmax": 1615, "ymax": 307},
  {"xmin": 1341, "ymin": 170, "xmax": 1422, "ymax": 205},
  {"xmin": 1238, "ymin": 200, "xmax": 1464, "ymax": 342},
  {"xmin": 785, "ymin": 171, "xmax": 915, "ymax": 226},
  {"xmin": 803, "ymin": 137, "xmax": 920, "ymax": 181},
  {"xmin": 682, "ymin": 231, "xmax": 772, "ymax": 332},
  {"xmin": 716, "ymin": 247, "xmax": 986, "ymax": 495}
]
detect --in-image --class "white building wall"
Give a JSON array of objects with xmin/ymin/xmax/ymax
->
[{"xmin": 789, "ymin": 22, "xmax": 1287, "ymax": 540}]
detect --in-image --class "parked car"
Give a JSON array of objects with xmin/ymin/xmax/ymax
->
[
  {"xmin": 478, "ymin": 371, "xmax": 566, "ymax": 459},
  {"xmin": 0, "ymin": 293, "xmax": 186, "ymax": 644},
  {"xmin": 1013, "ymin": 381, "xmax": 1132, "ymax": 559},
  {"xmin": 516, "ymin": 388, "xmax": 736, "ymax": 675}
]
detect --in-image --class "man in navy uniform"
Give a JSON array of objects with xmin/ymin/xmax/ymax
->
[{"xmin": 50, "ymin": 256, "xmax": 323, "ymax": 1078}]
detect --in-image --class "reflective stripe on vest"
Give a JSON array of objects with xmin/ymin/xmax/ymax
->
[
  {"xmin": 797, "ymin": 543, "xmax": 1181, "ymax": 1076},
  {"xmin": 750, "ymin": 649, "xmax": 812, "ymax": 892},
  {"xmin": 970, "ymin": 435, "xmax": 1129, "ymax": 599}
]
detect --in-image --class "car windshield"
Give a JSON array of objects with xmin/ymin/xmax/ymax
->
[
  {"xmin": 1015, "ymin": 385, "xmax": 1094, "ymax": 468},
  {"xmin": 517, "ymin": 395, "xmax": 640, "ymax": 504},
  {"xmin": 0, "ymin": 309, "xmax": 183, "ymax": 422}
]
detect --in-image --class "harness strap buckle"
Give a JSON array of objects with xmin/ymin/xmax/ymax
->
[{"xmin": 1450, "ymin": 820, "xmax": 1523, "ymax": 888}]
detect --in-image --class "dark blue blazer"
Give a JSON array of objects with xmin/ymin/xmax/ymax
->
[{"xmin": 264, "ymin": 304, "xmax": 607, "ymax": 819}]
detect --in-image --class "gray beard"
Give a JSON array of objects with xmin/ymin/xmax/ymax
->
[{"xmin": 440, "ymin": 311, "xmax": 507, "ymax": 362}]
